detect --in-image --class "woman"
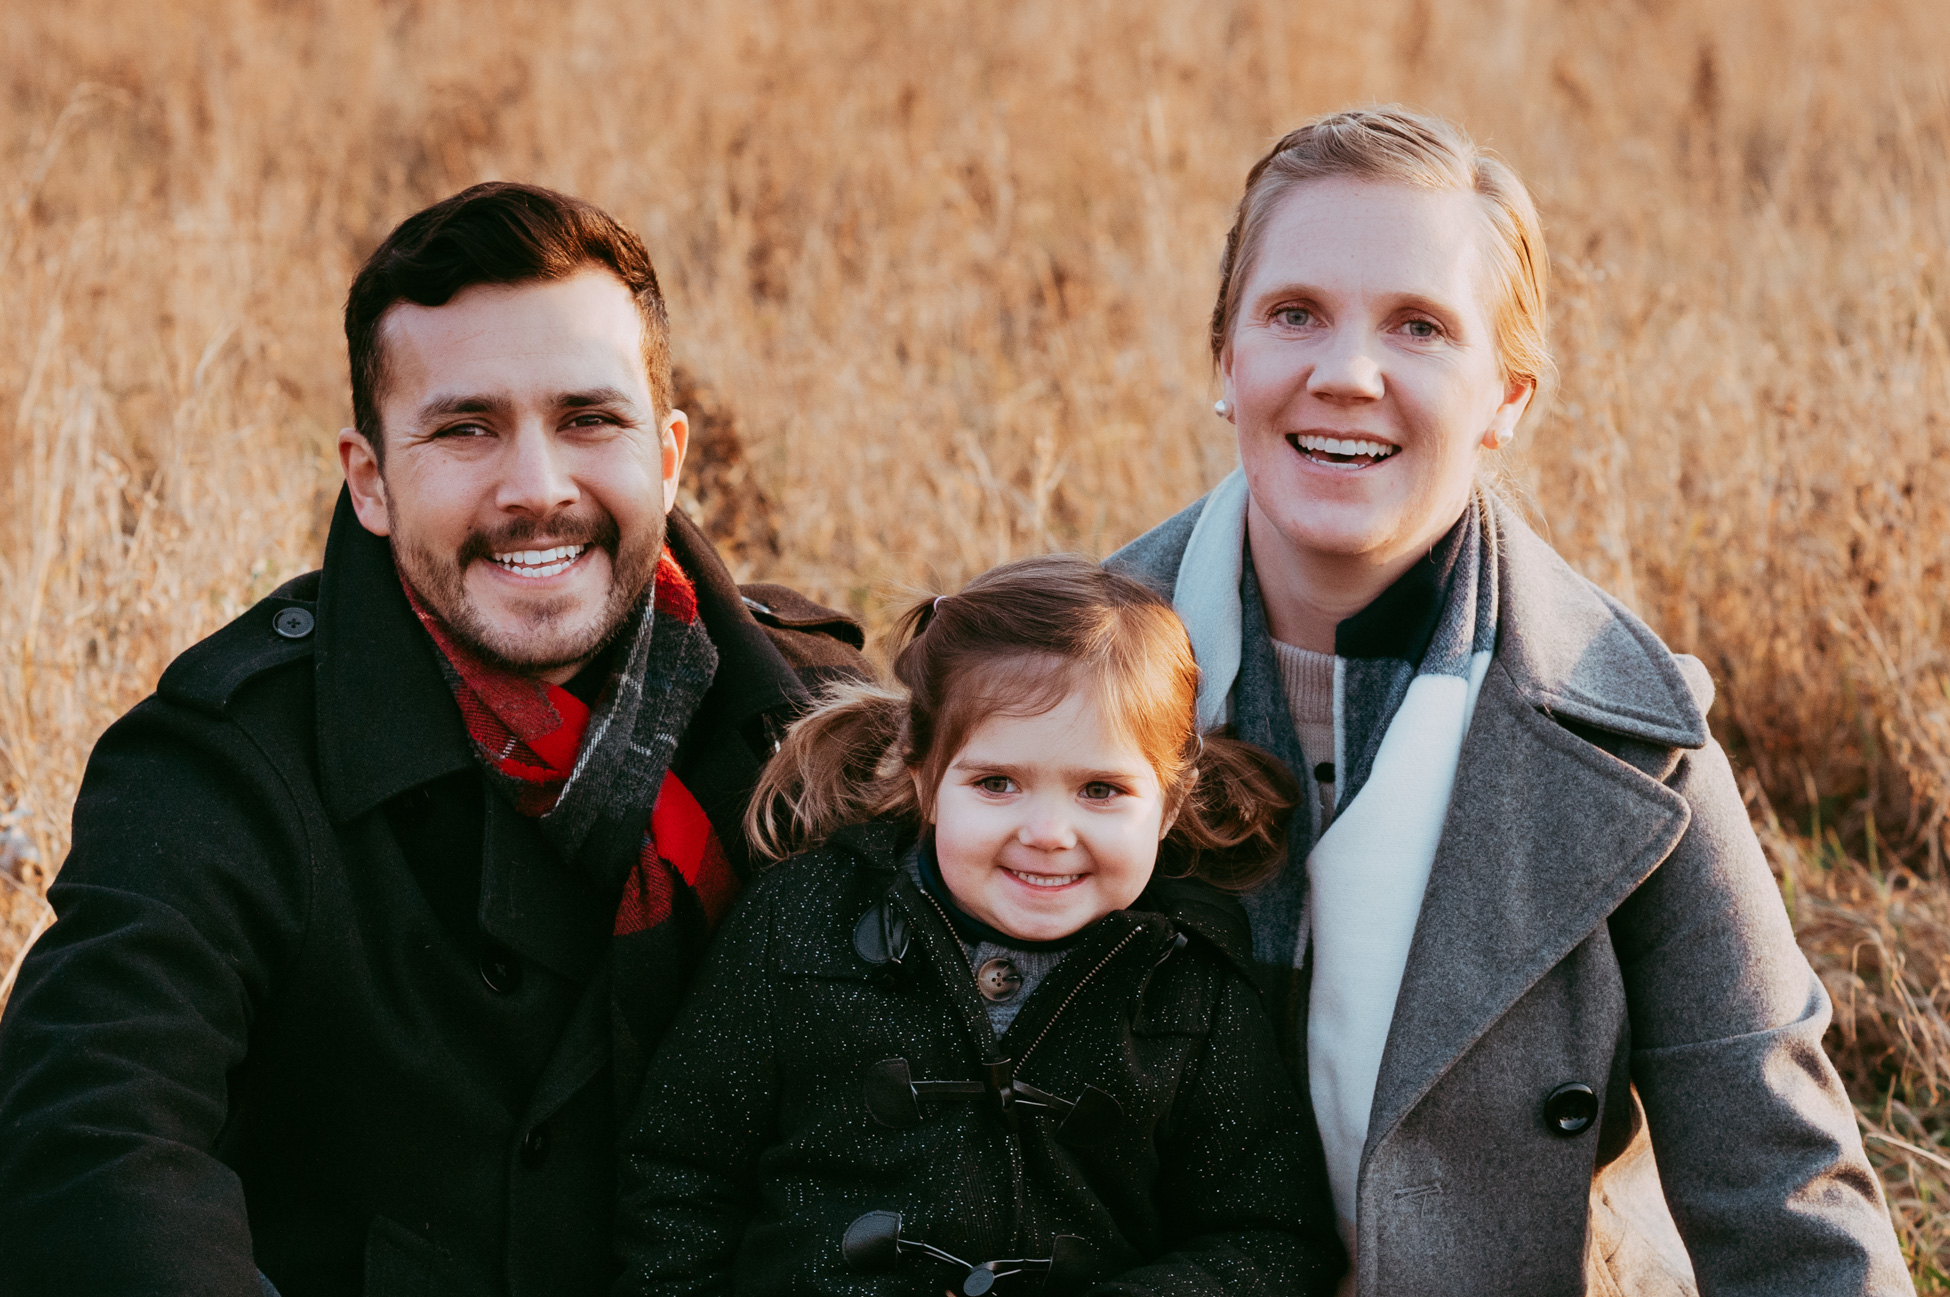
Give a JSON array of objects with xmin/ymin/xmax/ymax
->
[{"xmin": 1108, "ymin": 107, "xmax": 1909, "ymax": 1296}]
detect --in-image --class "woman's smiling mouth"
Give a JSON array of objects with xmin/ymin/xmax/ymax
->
[
  {"xmin": 1287, "ymin": 432, "xmax": 1400, "ymax": 468},
  {"xmin": 491, "ymin": 543, "xmax": 588, "ymax": 579}
]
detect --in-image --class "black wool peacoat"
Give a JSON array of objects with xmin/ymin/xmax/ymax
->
[
  {"xmin": 0, "ymin": 488, "xmax": 867, "ymax": 1297},
  {"xmin": 615, "ymin": 821, "xmax": 1346, "ymax": 1297}
]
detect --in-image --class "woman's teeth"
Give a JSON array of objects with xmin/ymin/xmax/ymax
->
[
  {"xmin": 1007, "ymin": 868, "xmax": 1083, "ymax": 888},
  {"xmin": 492, "ymin": 544, "xmax": 587, "ymax": 579},
  {"xmin": 1291, "ymin": 433, "xmax": 1399, "ymax": 466}
]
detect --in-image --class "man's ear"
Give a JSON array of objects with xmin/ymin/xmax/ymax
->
[
  {"xmin": 660, "ymin": 408, "xmax": 690, "ymax": 514},
  {"xmin": 338, "ymin": 428, "xmax": 392, "ymax": 536}
]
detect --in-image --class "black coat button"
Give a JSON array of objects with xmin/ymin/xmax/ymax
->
[
  {"xmin": 479, "ymin": 944, "xmax": 522, "ymax": 995},
  {"xmin": 271, "ymin": 607, "xmax": 314, "ymax": 640},
  {"xmin": 1544, "ymin": 1082, "xmax": 1598, "ymax": 1136},
  {"xmin": 975, "ymin": 957, "xmax": 1023, "ymax": 1003},
  {"xmin": 520, "ymin": 1122, "xmax": 550, "ymax": 1168}
]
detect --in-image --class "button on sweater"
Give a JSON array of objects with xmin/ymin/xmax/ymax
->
[{"xmin": 1271, "ymin": 639, "xmax": 1338, "ymax": 831}]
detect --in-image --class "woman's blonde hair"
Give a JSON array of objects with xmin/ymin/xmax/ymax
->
[
  {"xmin": 746, "ymin": 554, "xmax": 1299, "ymax": 891},
  {"xmin": 1210, "ymin": 105, "xmax": 1554, "ymax": 408}
]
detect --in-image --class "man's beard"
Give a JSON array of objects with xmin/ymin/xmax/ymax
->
[{"xmin": 395, "ymin": 507, "xmax": 665, "ymax": 677}]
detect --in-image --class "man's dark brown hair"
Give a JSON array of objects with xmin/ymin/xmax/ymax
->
[{"xmin": 345, "ymin": 181, "xmax": 673, "ymax": 462}]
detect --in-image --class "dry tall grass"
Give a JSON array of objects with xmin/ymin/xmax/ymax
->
[{"xmin": 2, "ymin": 0, "xmax": 1947, "ymax": 1280}]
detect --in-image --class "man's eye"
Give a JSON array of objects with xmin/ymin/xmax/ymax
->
[
  {"xmin": 1080, "ymin": 782, "xmax": 1121, "ymax": 802},
  {"xmin": 435, "ymin": 422, "xmax": 492, "ymax": 439},
  {"xmin": 977, "ymin": 776, "xmax": 1015, "ymax": 795},
  {"xmin": 567, "ymin": 412, "xmax": 616, "ymax": 428},
  {"xmin": 1275, "ymin": 307, "xmax": 1313, "ymax": 328}
]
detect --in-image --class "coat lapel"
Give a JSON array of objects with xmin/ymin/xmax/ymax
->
[
  {"xmin": 1361, "ymin": 499, "xmax": 1708, "ymax": 1165},
  {"xmin": 1361, "ymin": 661, "xmax": 1690, "ymax": 1158}
]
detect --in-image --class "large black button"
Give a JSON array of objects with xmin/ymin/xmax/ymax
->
[
  {"xmin": 975, "ymin": 957, "xmax": 1023, "ymax": 1003},
  {"xmin": 1544, "ymin": 1082, "xmax": 1598, "ymax": 1136},
  {"xmin": 479, "ymin": 944, "xmax": 522, "ymax": 995},
  {"xmin": 520, "ymin": 1122, "xmax": 550, "ymax": 1168},
  {"xmin": 271, "ymin": 606, "xmax": 315, "ymax": 640}
]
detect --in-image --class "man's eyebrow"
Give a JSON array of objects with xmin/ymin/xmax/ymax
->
[
  {"xmin": 415, "ymin": 392, "xmax": 513, "ymax": 421},
  {"xmin": 558, "ymin": 387, "xmax": 639, "ymax": 409}
]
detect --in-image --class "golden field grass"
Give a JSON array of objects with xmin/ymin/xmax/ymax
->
[{"xmin": 2, "ymin": 0, "xmax": 1948, "ymax": 1279}]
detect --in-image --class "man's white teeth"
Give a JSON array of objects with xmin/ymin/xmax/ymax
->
[
  {"xmin": 1295, "ymin": 434, "xmax": 1399, "ymax": 462},
  {"xmin": 492, "ymin": 544, "xmax": 587, "ymax": 579},
  {"xmin": 1008, "ymin": 868, "xmax": 1082, "ymax": 888}
]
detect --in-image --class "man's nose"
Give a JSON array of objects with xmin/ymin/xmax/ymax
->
[
  {"xmin": 1306, "ymin": 326, "xmax": 1385, "ymax": 402},
  {"xmin": 495, "ymin": 423, "xmax": 579, "ymax": 517},
  {"xmin": 1016, "ymin": 801, "xmax": 1078, "ymax": 851}
]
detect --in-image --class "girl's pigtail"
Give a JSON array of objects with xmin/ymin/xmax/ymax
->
[
  {"xmin": 743, "ymin": 680, "xmax": 918, "ymax": 863},
  {"xmin": 1163, "ymin": 734, "xmax": 1302, "ymax": 891}
]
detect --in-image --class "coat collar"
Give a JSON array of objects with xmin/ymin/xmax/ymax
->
[
  {"xmin": 1482, "ymin": 493, "xmax": 1711, "ymax": 749},
  {"xmin": 313, "ymin": 488, "xmax": 477, "ymax": 824},
  {"xmin": 311, "ymin": 486, "xmax": 812, "ymax": 828},
  {"xmin": 1110, "ymin": 484, "xmax": 1713, "ymax": 750},
  {"xmin": 1361, "ymin": 496, "xmax": 1707, "ymax": 1171}
]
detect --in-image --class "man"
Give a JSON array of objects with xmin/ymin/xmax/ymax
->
[{"xmin": 0, "ymin": 183, "xmax": 865, "ymax": 1296}]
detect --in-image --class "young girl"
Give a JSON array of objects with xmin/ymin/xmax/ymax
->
[{"xmin": 615, "ymin": 556, "xmax": 1343, "ymax": 1296}]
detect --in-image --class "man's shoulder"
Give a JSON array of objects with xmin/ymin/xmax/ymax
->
[
  {"xmin": 1103, "ymin": 494, "xmax": 1209, "ymax": 597},
  {"xmin": 155, "ymin": 571, "xmax": 322, "ymax": 720},
  {"xmin": 736, "ymin": 582, "xmax": 866, "ymax": 678}
]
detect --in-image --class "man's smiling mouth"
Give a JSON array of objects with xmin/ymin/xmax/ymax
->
[
  {"xmin": 1288, "ymin": 433, "xmax": 1400, "ymax": 467},
  {"xmin": 1006, "ymin": 868, "xmax": 1084, "ymax": 889},
  {"xmin": 491, "ymin": 544, "xmax": 587, "ymax": 579}
]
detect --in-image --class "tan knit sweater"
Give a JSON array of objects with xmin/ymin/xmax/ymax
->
[{"xmin": 1270, "ymin": 640, "xmax": 1337, "ymax": 831}]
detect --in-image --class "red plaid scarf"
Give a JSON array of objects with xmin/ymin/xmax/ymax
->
[{"xmin": 403, "ymin": 550, "xmax": 740, "ymax": 936}]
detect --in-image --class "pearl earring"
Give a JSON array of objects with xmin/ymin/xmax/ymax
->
[{"xmin": 1213, "ymin": 399, "xmax": 1230, "ymax": 418}]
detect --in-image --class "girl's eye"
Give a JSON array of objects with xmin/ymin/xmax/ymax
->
[
  {"xmin": 1403, "ymin": 319, "xmax": 1439, "ymax": 339},
  {"xmin": 977, "ymin": 776, "xmax": 1015, "ymax": 795},
  {"xmin": 1275, "ymin": 306, "xmax": 1314, "ymax": 328},
  {"xmin": 1080, "ymin": 781, "xmax": 1122, "ymax": 802}
]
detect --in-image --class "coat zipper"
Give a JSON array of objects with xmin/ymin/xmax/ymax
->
[{"xmin": 1012, "ymin": 927, "xmax": 1143, "ymax": 1074}]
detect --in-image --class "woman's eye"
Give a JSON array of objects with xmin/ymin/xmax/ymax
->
[
  {"xmin": 1403, "ymin": 319, "xmax": 1439, "ymax": 339},
  {"xmin": 1275, "ymin": 306, "xmax": 1313, "ymax": 328},
  {"xmin": 977, "ymin": 776, "xmax": 1015, "ymax": 795},
  {"xmin": 1080, "ymin": 781, "xmax": 1121, "ymax": 802}
]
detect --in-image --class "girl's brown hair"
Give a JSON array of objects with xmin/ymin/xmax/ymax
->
[{"xmin": 746, "ymin": 554, "xmax": 1299, "ymax": 891}]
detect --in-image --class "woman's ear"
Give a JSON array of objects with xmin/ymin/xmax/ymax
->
[{"xmin": 1482, "ymin": 374, "xmax": 1535, "ymax": 449}]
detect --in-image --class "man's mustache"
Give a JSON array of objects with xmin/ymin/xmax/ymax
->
[{"xmin": 455, "ymin": 512, "xmax": 621, "ymax": 566}]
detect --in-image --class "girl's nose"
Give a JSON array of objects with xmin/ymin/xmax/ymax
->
[{"xmin": 1015, "ymin": 804, "xmax": 1077, "ymax": 851}]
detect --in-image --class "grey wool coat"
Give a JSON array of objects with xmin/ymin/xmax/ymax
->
[{"xmin": 1107, "ymin": 489, "xmax": 1911, "ymax": 1297}]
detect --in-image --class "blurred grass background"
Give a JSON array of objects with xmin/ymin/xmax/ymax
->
[{"xmin": 0, "ymin": 0, "xmax": 1946, "ymax": 1279}]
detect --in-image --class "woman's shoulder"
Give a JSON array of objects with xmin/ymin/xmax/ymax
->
[
  {"xmin": 1103, "ymin": 491, "xmax": 1211, "ymax": 596},
  {"xmin": 1490, "ymin": 494, "xmax": 1713, "ymax": 751}
]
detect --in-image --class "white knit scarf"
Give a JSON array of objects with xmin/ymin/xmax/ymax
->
[{"xmin": 1172, "ymin": 467, "xmax": 1497, "ymax": 1268}]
